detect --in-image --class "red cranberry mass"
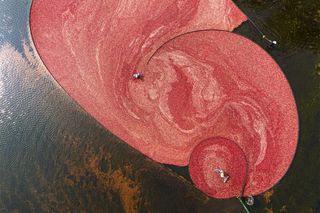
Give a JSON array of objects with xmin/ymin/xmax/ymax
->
[{"xmin": 30, "ymin": 0, "xmax": 298, "ymax": 198}]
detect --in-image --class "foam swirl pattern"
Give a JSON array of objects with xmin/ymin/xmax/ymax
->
[{"xmin": 30, "ymin": 0, "xmax": 298, "ymax": 198}]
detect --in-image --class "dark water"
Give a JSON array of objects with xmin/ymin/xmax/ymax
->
[{"xmin": 0, "ymin": 0, "xmax": 319, "ymax": 212}]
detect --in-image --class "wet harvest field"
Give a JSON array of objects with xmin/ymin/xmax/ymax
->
[{"xmin": 0, "ymin": 0, "xmax": 319, "ymax": 212}]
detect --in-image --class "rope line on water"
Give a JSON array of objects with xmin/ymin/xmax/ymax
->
[{"xmin": 237, "ymin": 197, "xmax": 251, "ymax": 213}]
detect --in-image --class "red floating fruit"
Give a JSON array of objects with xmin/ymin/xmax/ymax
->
[
  {"xmin": 189, "ymin": 137, "xmax": 248, "ymax": 199},
  {"xmin": 30, "ymin": 0, "xmax": 298, "ymax": 198}
]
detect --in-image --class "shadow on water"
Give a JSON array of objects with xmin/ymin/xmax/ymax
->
[{"xmin": 0, "ymin": 0, "xmax": 319, "ymax": 212}]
